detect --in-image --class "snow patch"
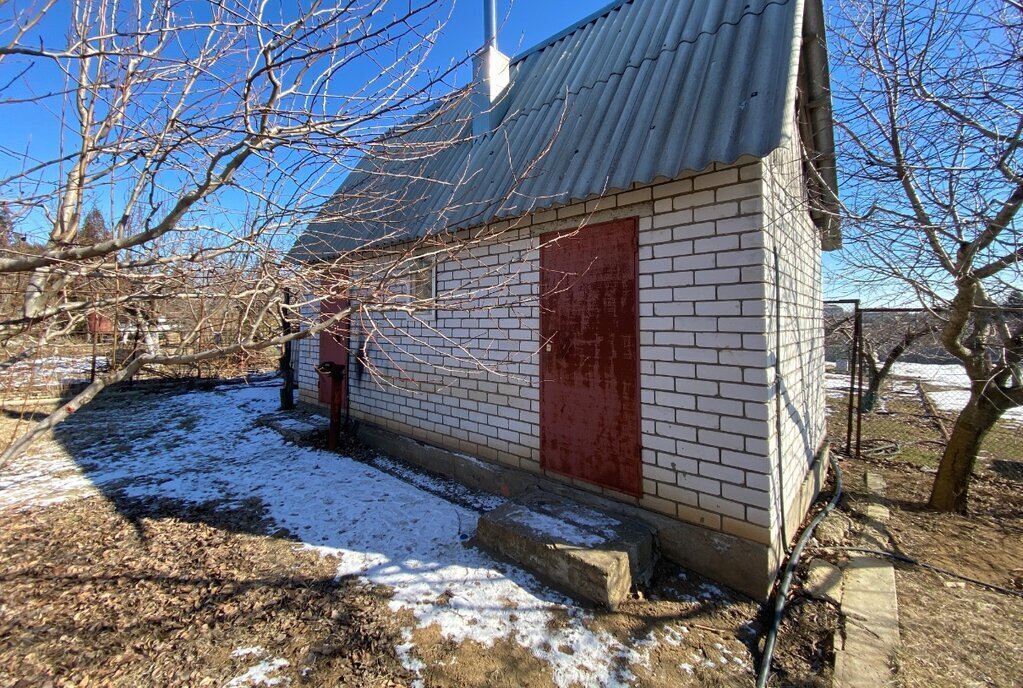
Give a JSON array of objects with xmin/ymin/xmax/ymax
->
[
  {"xmin": 828, "ymin": 364, "xmax": 1023, "ymax": 426},
  {"xmin": 230, "ymin": 647, "xmax": 265, "ymax": 658},
  {"xmin": 0, "ymin": 355, "xmax": 109, "ymax": 387},
  {"xmin": 508, "ymin": 504, "xmax": 609, "ymax": 547},
  {"xmin": 224, "ymin": 658, "xmax": 289, "ymax": 687},
  {"xmin": 0, "ymin": 445, "xmax": 96, "ymax": 510},
  {"xmin": 270, "ymin": 416, "xmax": 325, "ymax": 432},
  {"xmin": 366, "ymin": 455, "xmax": 505, "ymax": 514}
]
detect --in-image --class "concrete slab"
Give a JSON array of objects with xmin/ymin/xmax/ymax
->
[
  {"xmin": 864, "ymin": 472, "xmax": 887, "ymax": 493},
  {"xmin": 475, "ymin": 488, "xmax": 656, "ymax": 610},
  {"xmin": 833, "ymin": 470, "xmax": 900, "ymax": 686},
  {"xmin": 833, "ymin": 556, "xmax": 900, "ymax": 687},
  {"xmin": 865, "ymin": 502, "xmax": 891, "ymax": 523},
  {"xmin": 803, "ymin": 558, "xmax": 842, "ymax": 605},
  {"xmin": 830, "ymin": 470, "xmax": 904, "ymax": 682},
  {"xmin": 859, "ymin": 471, "xmax": 893, "ymax": 550},
  {"xmin": 353, "ymin": 420, "xmax": 791, "ymax": 600},
  {"xmin": 256, "ymin": 411, "xmax": 328, "ymax": 444}
]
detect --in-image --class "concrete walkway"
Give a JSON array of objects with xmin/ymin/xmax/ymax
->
[{"xmin": 832, "ymin": 472, "xmax": 900, "ymax": 688}]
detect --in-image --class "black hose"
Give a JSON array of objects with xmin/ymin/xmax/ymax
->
[
  {"xmin": 755, "ymin": 450, "xmax": 843, "ymax": 688},
  {"xmin": 817, "ymin": 546, "xmax": 1023, "ymax": 598}
]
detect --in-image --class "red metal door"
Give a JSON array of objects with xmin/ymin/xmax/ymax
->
[
  {"xmin": 318, "ymin": 294, "xmax": 350, "ymax": 406},
  {"xmin": 539, "ymin": 218, "xmax": 641, "ymax": 496}
]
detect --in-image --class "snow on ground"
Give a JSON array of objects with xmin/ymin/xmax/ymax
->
[
  {"xmin": 826, "ymin": 362, "xmax": 1023, "ymax": 425},
  {"xmin": 224, "ymin": 653, "xmax": 289, "ymax": 687},
  {"xmin": 363, "ymin": 455, "xmax": 505, "ymax": 515},
  {"xmin": 891, "ymin": 362, "xmax": 971, "ymax": 387},
  {"xmin": 825, "ymin": 371, "xmax": 854, "ymax": 396},
  {"xmin": 508, "ymin": 504, "xmax": 610, "ymax": 547},
  {"xmin": 0, "ymin": 355, "xmax": 109, "ymax": 388},
  {"xmin": 0, "ymin": 442, "xmax": 96, "ymax": 508},
  {"xmin": 0, "ymin": 384, "xmax": 652, "ymax": 686},
  {"xmin": 890, "ymin": 362, "xmax": 1023, "ymax": 424}
]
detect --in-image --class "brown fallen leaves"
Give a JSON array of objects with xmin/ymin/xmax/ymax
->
[{"xmin": 0, "ymin": 493, "xmax": 414, "ymax": 687}]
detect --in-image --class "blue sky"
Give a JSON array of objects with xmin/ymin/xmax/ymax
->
[{"xmin": 451, "ymin": 1, "xmax": 612, "ymax": 59}]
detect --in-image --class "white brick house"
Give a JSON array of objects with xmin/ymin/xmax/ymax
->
[{"xmin": 290, "ymin": 0, "xmax": 840, "ymax": 599}]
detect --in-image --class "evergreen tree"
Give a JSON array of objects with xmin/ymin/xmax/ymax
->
[
  {"xmin": 79, "ymin": 207, "xmax": 110, "ymax": 244},
  {"xmin": 0, "ymin": 203, "xmax": 13, "ymax": 248}
]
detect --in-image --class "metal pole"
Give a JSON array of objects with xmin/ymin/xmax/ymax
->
[
  {"xmin": 280, "ymin": 289, "xmax": 295, "ymax": 410},
  {"xmin": 329, "ymin": 372, "xmax": 343, "ymax": 451},
  {"xmin": 316, "ymin": 362, "xmax": 346, "ymax": 451},
  {"xmin": 845, "ymin": 302, "xmax": 861, "ymax": 454},
  {"xmin": 854, "ymin": 309, "xmax": 865, "ymax": 461},
  {"xmin": 90, "ymin": 319, "xmax": 98, "ymax": 384},
  {"xmin": 483, "ymin": 0, "xmax": 497, "ymax": 48}
]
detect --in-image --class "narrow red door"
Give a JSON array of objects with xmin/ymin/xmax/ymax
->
[
  {"xmin": 539, "ymin": 218, "xmax": 641, "ymax": 496},
  {"xmin": 318, "ymin": 293, "xmax": 350, "ymax": 406}
]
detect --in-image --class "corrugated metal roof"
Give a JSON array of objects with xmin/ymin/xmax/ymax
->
[{"xmin": 292, "ymin": 0, "xmax": 830, "ymax": 261}]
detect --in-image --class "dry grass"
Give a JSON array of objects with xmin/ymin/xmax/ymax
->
[
  {"xmin": 0, "ymin": 494, "xmax": 413, "ymax": 687},
  {"xmin": 896, "ymin": 569, "xmax": 1023, "ymax": 688},
  {"xmin": 828, "ymin": 382, "xmax": 1023, "ymax": 687}
]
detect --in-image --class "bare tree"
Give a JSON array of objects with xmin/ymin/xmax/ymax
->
[
  {"xmin": 0, "ymin": 0, "xmax": 557, "ymax": 466},
  {"xmin": 829, "ymin": 0, "xmax": 1023, "ymax": 512},
  {"xmin": 856, "ymin": 313, "xmax": 939, "ymax": 413}
]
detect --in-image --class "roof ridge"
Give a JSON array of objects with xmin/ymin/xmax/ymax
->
[
  {"xmin": 497, "ymin": 0, "xmax": 794, "ymax": 133},
  {"xmin": 512, "ymin": 0, "xmax": 635, "ymax": 63}
]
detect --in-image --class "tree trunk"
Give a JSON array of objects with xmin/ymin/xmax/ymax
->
[
  {"xmin": 860, "ymin": 369, "xmax": 883, "ymax": 413},
  {"xmin": 928, "ymin": 393, "xmax": 1003, "ymax": 513}
]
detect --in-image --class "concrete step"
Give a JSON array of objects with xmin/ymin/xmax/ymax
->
[
  {"xmin": 256, "ymin": 411, "xmax": 328, "ymax": 444},
  {"xmin": 475, "ymin": 488, "xmax": 656, "ymax": 610}
]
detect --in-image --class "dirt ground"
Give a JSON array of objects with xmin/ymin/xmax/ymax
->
[
  {"xmin": 0, "ymin": 483, "xmax": 778, "ymax": 688},
  {"xmin": 1, "ymin": 386, "xmax": 818, "ymax": 688},
  {"xmin": 402, "ymin": 564, "xmax": 772, "ymax": 688},
  {"xmin": 836, "ymin": 458, "xmax": 1023, "ymax": 688},
  {"xmin": 3, "ymin": 380, "xmax": 1018, "ymax": 686},
  {"xmin": 820, "ymin": 377, "xmax": 1023, "ymax": 688},
  {"xmin": 0, "ymin": 494, "xmax": 415, "ymax": 687}
]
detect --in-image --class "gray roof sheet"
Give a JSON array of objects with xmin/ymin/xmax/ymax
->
[{"xmin": 292, "ymin": 0, "xmax": 823, "ymax": 261}]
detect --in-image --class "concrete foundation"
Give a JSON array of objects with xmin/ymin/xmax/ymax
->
[{"xmin": 346, "ymin": 417, "xmax": 810, "ymax": 601}]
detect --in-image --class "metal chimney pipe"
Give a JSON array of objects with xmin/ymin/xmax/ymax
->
[{"xmin": 484, "ymin": 0, "xmax": 497, "ymax": 48}]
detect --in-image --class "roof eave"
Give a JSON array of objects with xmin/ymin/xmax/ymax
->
[{"xmin": 801, "ymin": 0, "xmax": 842, "ymax": 250}]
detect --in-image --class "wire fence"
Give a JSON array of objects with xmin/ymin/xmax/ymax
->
[{"xmin": 824, "ymin": 301, "xmax": 1022, "ymax": 477}]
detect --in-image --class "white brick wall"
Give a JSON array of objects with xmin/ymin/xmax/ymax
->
[
  {"xmin": 296, "ymin": 152, "xmax": 827, "ymax": 549},
  {"xmin": 295, "ymin": 299, "xmax": 320, "ymax": 402},
  {"xmin": 762, "ymin": 122, "xmax": 829, "ymax": 544}
]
